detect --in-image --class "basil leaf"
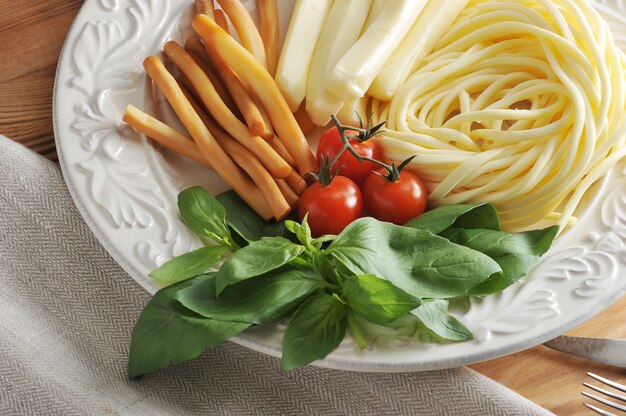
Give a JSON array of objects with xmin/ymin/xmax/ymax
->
[
  {"xmin": 310, "ymin": 252, "xmax": 347, "ymax": 287},
  {"xmin": 405, "ymin": 203, "xmax": 500, "ymax": 234},
  {"xmin": 441, "ymin": 226, "xmax": 558, "ymax": 257},
  {"xmin": 441, "ymin": 226, "xmax": 559, "ymax": 295},
  {"xmin": 285, "ymin": 218, "xmax": 314, "ymax": 250},
  {"xmin": 469, "ymin": 254, "xmax": 533, "ymax": 294},
  {"xmin": 216, "ymin": 190, "xmax": 288, "ymax": 243},
  {"xmin": 285, "ymin": 216, "xmax": 336, "ymax": 251},
  {"xmin": 411, "ymin": 300, "xmax": 473, "ymax": 341},
  {"xmin": 342, "ymin": 275, "xmax": 420, "ymax": 326},
  {"xmin": 327, "ymin": 218, "xmax": 502, "ymax": 298},
  {"xmin": 178, "ymin": 187, "xmax": 231, "ymax": 243},
  {"xmin": 454, "ymin": 204, "xmax": 500, "ymax": 231},
  {"xmin": 149, "ymin": 246, "xmax": 228, "ymax": 283},
  {"xmin": 313, "ymin": 235, "xmax": 337, "ymax": 245},
  {"xmin": 282, "ymin": 294, "xmax": 348, "ymax": 371},
  {"xmin": 128, "ymin": 277, "xmax": 250, "ymax": 379},
  {"xmin": 215, "ymin": 237, "xmax": 305, "ymax": 294},
  {"xmin": 175, "ymin": 266, "xmax": 324, "ymax": 324}
]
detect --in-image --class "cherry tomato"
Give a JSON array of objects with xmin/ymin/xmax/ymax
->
[
  {"xmin": 316, "ymin": 127, "xmax": 383, "ymax": 186},
  {"xmin": 363, "ymin": 169, "xmax": 428, "ymax": 225},
  {"xmin": 298, "ymin": 176, "xmax": 363, "ymax": 236}
]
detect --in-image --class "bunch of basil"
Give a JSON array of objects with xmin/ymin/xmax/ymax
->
[{"xmin": 129, "ymin": 187, "xmax": 558, "ymax": 378}]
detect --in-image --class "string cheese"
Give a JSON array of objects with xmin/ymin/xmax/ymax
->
[
  {"xmin": 362, "ymin": 0, "xmax": 387, "ymax": 31},
  {"xmin": 326, "ymin": 0, "xmax": 428, "ymax": 102},
  {"xmin": 369, "ymin": 0, "xmax": 470, "ymax": 101},
  {"xmin": 305, "ymin": 0, "xmax": 372, "ymax": 126},
  {"xmin": 275, "ymin": 0, "xmax": 334, "ymax": 112},
  {"xmin": 337, "ymin": 96, "xmax": 371, "ymax": 126}
]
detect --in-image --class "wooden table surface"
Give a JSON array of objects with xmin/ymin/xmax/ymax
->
[{"xmin": 2, "ymin": 1, "xmax": 625, "ymax": 414}]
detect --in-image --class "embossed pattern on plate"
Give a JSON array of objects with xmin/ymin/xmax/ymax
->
[{"xmin": 53, "ymin": 0, "xmax": 626, "ymax": 371}]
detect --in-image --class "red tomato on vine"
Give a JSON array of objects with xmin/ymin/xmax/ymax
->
[
  {"xmin": 298, "ymin": 176, "xmax": 363, "ymax": 237},
  {"xmin": 362, "ymin": 161, "xmax": 428, "ymax": 225},
  {"xmin": 316, "ymin": 126, "xmax": 383, "ymax": 186}
]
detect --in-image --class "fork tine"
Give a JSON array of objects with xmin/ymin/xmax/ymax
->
[
  {"xmin": 584, "ymin": 382, "xmax": 626, "ymax": 403},
  {"xmin": 584, "ymin": 402, "xmax": 617, "ymax": 416},
  {"xmin": 582, "ymin": 391, "xmax": 626, "ymax": 412},
  {"xmin": 588, "ymin": 373, "xmax": 626, "ymax": 393}
]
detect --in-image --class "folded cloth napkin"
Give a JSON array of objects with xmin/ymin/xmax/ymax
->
[{"xmin": 0, "ymin": 135, "xmax": 553, "ymax": 416}]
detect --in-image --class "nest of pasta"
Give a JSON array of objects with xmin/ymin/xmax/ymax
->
[{"xmin": 371, "ymin": 0, "xmax": 626, "ymax": 231}]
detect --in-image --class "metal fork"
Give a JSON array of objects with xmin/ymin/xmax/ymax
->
[{"xmin": 582, "ymin": 372, "xmax": 626, "ymax": 415}]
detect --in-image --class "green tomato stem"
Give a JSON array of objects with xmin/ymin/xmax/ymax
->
[
  {"xmin": 329, "ymin": 115, "xmax": 420, "ymax": 183},
  {"xmin": 347, "ymin": 312, "xmax": 368, "ymax": 350},
  {"xmin": 330, "ymin": 115, "xmax": 390, "ymax": 172}
]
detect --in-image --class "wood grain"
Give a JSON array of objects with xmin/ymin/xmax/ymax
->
[
  {"xmin": 471, "ymin": 296, "xmax": 626, "ymax": 415},
  {"xmin": 0, "ymin": 0, "xmax": 83, "ymax": 160},
  {"xmin": 1, "ymin": 1, "xmax": 625, "ymax": 414}
]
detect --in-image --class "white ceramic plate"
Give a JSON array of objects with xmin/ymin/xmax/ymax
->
[{"xmin": 54, "ymin": 0, "xmax": 626, "ymax": 372}]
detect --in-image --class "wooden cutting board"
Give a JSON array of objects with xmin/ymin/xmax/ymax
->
[{"xmin": 1, "ymin": 1, "xmax": 625, "ymax": 414}]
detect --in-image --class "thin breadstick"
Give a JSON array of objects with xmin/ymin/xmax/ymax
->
[
  {"xmin": 180, "ymin": 84, "xmax": 290, "ymax": 220},
  {"xmin": 185, "ymin": 47, "xmax": 238, "ymax": 116},
  {"xmin": 178, "ymin": 71, "xmax": 241, "ymax": 126},
  {"xmin": 195, "ymin": 0, "xmax": 215, "ymax": 18},
  {"xmin": 163, "ymin": 41, "xmax": 291, "ymax": 179},
  {"xmin": 123, "ymin": 104, "xmax": 209, "ymax": 167},
  {"xmin": 221, "ymin": 139, "xmax": 291, "ymax": 220},
  {"xmin": 268, "ymin": 136, "xmax": 295, "ymax": 167},
  {"xmin": 214, "ymin": 0, "xmax": 268, "ymax": 69},
  {"xmin": 293, "ymin": 103, "xmax": 318, "ymax": 135},
  {"xmin": 189, "ymin": 11, "xmax": 254, "ymax": 131},
  {"xmin": 248, "ymin": 91, "xmax": 275, "ymax": 140},
  {"xmin": 181, "ymin": 37, "xmax": 238, "ymax": 113},
  {"xmin": 202, "ymin": 41, "xmax": 270, "ymax": 138},
  {"xmin": 214, "ymin": 9, "xmax": 230, "ymax": 33},
  {"xmin": 185, "ymin": 36, "xmax": 211, "ymax": 66},
  {"xmin": 216, "ymin": 44, "xmax": 274, "ymax": 140},
  {"xmin": 193, "ymin": 15, "xmax": 318, "ymax": 175},
  {"xmin": 177, "ymin": 72, "xmax": 203, "ymax": 103},
  {"xmin": 275, "ymin": 178, "xmax": 299, "ymax": 209},
  {"xmin": 285, "ymin": 169, "xmax": 307, "ymax": 195},
  {"xmin": 124, "ymin": 102, "xmax": 306, "ymax": 206},
  {"xmin": 258, "ymin": 0, "xmax": 280, "ymax": 77},
  {"xmin": 143, "ymin": 56, "xmax": 273, "ymax": 220}
]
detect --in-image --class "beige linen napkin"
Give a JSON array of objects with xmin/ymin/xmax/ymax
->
[{"xmin": 0, "ymin": 136, "xmax": 553, "ymax": 416}]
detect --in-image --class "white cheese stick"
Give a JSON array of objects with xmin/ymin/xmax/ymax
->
[
  {"xmin": 306, "ymin": 0, "xmax": 372, "ymax": 126},
  {"xmin": 326, "ymin": 0, "xmax": 428, "ymax": 102},
  {"xmin": 362, "ymin": 0, "xmax": 386, "ymax": 32},
  {"xmin": 275, "ymin": 0, "xmax": 334, "ymax": 113},
  {"xmin": 369, "ymin": 0, "xmax": 470, "ymax": 101},
  {"xmin": 337, "ymin": 96, "xmax": 369, "ymax": 126}
]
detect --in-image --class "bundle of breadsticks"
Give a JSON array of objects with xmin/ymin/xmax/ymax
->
[{"xmin": 123, "ymin": 0, "xmax": 318, "ymax": 221}]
